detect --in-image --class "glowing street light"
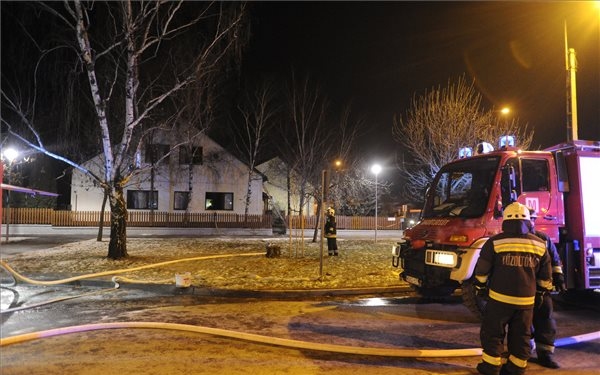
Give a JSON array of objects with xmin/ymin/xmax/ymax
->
[
  {"xmin": 500, "ymin": 107, "xmax": 510, "ymax": 116},
  {"xmin": 371, "ymin": 163, "xmax": 382, "ymax": 243},
  {"xmin": 2, "ymin": 147, "xmax": 20, "ymax": 242},
  {"xmin": 2, "ymin": 148, "xmax": 19, "ymax": 164}
]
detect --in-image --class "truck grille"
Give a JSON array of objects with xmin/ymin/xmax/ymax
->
[
  {"xmin": 411, "ymin": 227, "xmax": 438, "ymax": 240},
  {"xmin": 588, "ymin": 268, "xmax": 600, "ymax": 287}
]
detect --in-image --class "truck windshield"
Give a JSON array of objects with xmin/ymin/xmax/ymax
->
[{"xmin": 423, "ymin": 156, "xmax": 500, "ymax": 218}]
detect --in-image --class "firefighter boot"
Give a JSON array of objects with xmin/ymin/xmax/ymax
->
[
  {"xmin": 477, "ymin": 362, "xmax": 501, "ymax": 375},
  {"xmin": 537, "ymin": 351, "xmax": 560, "ymax": 369},
  {"xmin": 499, "ymin": 360, "xmax": 526, "ymax": 375}
]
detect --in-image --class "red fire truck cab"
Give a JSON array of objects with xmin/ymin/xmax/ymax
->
[{"xmin": 392, "ymin": 139, "xmax": 600, "ymax": 317}]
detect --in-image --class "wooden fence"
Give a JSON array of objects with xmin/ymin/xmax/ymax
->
[
  {"xmin": 286, "ymin": 215, "xmax": 403, "ymax": 230},
  {"xmin": 2, "ymin": 207, "xmax": 404, "ymax": 230}
]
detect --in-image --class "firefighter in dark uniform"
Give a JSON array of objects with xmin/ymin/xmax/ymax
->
[
  {"xmin": 474, "ymin": 202, "xmax": 553, "ymax": 375},
  {"xmin": 324, "ymin": 206, "xmax": 338, "ymax": 256},
  {"xmin": 528, "ymin": 209, "xmax": 566, "ymax": 369}
]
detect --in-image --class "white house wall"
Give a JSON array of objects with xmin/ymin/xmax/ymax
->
[
  {"xmin": 70, "ymin": 133, "xmax": 263, "ymax": 215},
  {"xmin": 257, "ymin": 157, "xmax": 315, "ymax": 216}
]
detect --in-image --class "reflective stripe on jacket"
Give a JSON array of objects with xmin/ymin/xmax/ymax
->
[
  {"xmin": 324, "ymin": 215, "xmax": 337, "ymax": 238},
  {"xmin": 475, "ymin": 228, "xmax": 552, "ymax": 308}
]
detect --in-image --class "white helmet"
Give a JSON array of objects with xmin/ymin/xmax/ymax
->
[{"xmin": 503, "ymin": 202, "xmax": 530, "ymax": 221}]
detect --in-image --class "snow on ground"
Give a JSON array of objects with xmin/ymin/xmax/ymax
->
[{"xmin": 3, "ymin": 237, "xmax": 406, "ymax": 290}]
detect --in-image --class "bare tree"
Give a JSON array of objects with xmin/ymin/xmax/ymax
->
[
  {"xmin": 1, "ymin": 1, "xmax": 247, "ymax": 259},
  {"xmin": 277, "ymin": 73, "xmax": 329, "ymax": 219},
  {"xmin": 275, "ymin": 72, "xmax": 362, "ymax": 242},
  {"xmin": 172, "ymin": 72, "xmax": 222, "ymax": 223},
  {"xmin": 234, "ymin": 79, "xmax": 279, "ymax": 222},
  {"xmin": 392, "ymin": 75, "xmax": 533, "ymax": 203},
  {"xmin": 331, "ymin": 159, "xmax": 391, "ymax": 216}
]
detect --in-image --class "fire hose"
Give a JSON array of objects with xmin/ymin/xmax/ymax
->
[
  {"xmin": 1, "ymin": 257, "xmax": 599, "ymax": 358},
  {"xmin": 0, "ymin": 253, "xmax": 265, "ymax": 286}
]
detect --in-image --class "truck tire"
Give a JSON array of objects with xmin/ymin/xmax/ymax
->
[
  {"xmin": 411, "ymin": 285, "xmax": 455, "ymax": 298},
  {"xmin": 461, "ymin": 279, "xmax": 486, "ymax": 320}
]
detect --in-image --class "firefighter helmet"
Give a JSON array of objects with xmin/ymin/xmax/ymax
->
[{"xmin": 503, "ymin": 202, "xmax": 530, "ymax": 221}]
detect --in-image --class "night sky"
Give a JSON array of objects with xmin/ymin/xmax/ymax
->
[
  {"xmin": 244, "ymin": 1, "xmax": 600, "ymax": 162},
  {"xmin": 1, "ymin": 1, "xmax": 598, "ymax": 184}
]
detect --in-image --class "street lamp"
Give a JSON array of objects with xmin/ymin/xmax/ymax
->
[
  {"xmin": 2, "ymin": 147, "xmax": 19, "ymax": 242},
  {"xmin": 371, "ymin": 163, "xmax": 382, "ymax": 243}
]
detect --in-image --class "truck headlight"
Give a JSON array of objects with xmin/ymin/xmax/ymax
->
[{"xmin": 425, "ymin": 250, "xmax": 457, "ymax": 268}]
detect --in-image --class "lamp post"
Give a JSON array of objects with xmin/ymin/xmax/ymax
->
[
  {"xmin": 371, "ymin": 163, "xmax": 382, "ymax": 243},
  {"xmin": 2, "ymin": 147, "xmax": 19, "ymax": 242},
  {"xmin": 564, "ymin": 21, "xmax": 579, "ymax": 141}
]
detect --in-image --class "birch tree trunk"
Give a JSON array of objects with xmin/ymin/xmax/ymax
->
[
  {"xmin": 2, "ymin": 1, "xmax": 247, "ymax": 260},
  {"xmin": 108, "ymin": 179, "xmax": 128, "ymax": 259}
]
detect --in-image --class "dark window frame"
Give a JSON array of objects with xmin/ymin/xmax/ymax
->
[
  {"xmin": 126, "ymin": 190, "xmax": 158, "ymax": 210},
  {"xmin": 179, "ymin": 146, "xmax": 203, "ymax": 165},
  {"xmin": 521, "ymin": 158, "xmax": 550, "ymax": 192},
  {"xmin": 205, "ymin": 192, "xmax": 233, "ymax": 211},
  {"xmin": 174, "ymin": 191, "xmax": 190, "ymax": 210}
]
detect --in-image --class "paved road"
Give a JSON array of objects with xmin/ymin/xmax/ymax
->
[
  {"xmin": 2, "ymin": 228, "xmax": 599, "ymax": 374},
  {"xmin": 2, "ymin": 281, "xmax": 600, "ymax": 374}
]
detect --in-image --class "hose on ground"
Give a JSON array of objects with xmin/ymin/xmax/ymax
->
[
  {"xmin": 0, "ymin": 321, "xmax": 482, "ymax": 357},
  {"xmin": 0, "ymin": 253, "xmax": 262, "ymax": 313},
  {"xmin": 2, "ymin": 256, "xmax": 599, "ymax": 358},
  {"xmin": 1, "ymin": 321, "xmax": 598, "ymax": 357},
  {"xmin": 0, "ymin": 252, "xmax": 264, "ymax": 286}
]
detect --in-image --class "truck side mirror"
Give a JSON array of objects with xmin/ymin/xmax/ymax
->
[{"xmin": 500, "ymin": 165, "xmax": 517, "ymax": 207}]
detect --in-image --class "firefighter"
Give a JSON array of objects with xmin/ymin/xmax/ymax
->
[
  {"xmin": 324, "ymin": 206, "xmax": 338, "ymax": 256},
  {"xmin": 474, "ymin": 202, "xmax": 553, "ymax": 375},
  {"xmin": 528, "ymin": 209, "xmax": 566, "ymax": 369}
]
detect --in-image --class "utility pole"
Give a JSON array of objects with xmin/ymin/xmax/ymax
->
[{"xmin": 565, "ymin": 21, "xmax": 579, "ymax": 141}]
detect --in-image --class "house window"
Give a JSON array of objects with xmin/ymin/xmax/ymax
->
[
  {"xmin": 179, "ymin": 146, "xmax": 203, "ymax": 165},
  {"xmin": 174, "ymin": 191, "xmax": 190, "ymax": 210},
  {"xmin": 127, "ymin": 190, "xmax": 158, "ymax": 209},
  {"xmin": 205, "ymin": 192, "xmax": 233, "ymax": 211},
  {"xmin": 145, "ymin": 144, "xmax": 170, "ymax": 164}
]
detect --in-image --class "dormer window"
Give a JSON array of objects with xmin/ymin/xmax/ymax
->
[{"xmin": 179, "ymin": 146, "xmax": 203, "ymax": 165}]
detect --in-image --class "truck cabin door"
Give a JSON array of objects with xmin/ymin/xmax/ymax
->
[{"xmin": 504, "ymin": 157, "xmax": 558, "ymax": 241}]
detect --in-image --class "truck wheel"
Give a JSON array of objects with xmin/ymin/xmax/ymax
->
[
  {"xmin": 462, "ymin": 279, "xmax": 486, "ymax": 320},
  {"xmin": 411, "ymin": 285, "xmax": 455, "ymax": 298}
]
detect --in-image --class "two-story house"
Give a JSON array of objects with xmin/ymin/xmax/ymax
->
[{"xmin": 71, "ymin": 132, "xmax": 264, "ymax": 215}]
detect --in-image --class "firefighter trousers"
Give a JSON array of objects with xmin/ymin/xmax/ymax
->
[
  {"xmin": 532, "ymin": 292, "xmax": 557, "ymax": 353},
  {"xmin": 480, "ymin": 299, "xmax": 533, "ymax": 372},
  {"xmin": 327, "ymin": 237, "xmax": 338, "ymax": 253}
]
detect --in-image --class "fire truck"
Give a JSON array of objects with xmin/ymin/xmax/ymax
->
[{"xmin": 392, "ymin": 138, "xmax": 600, "ymax": 317}]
